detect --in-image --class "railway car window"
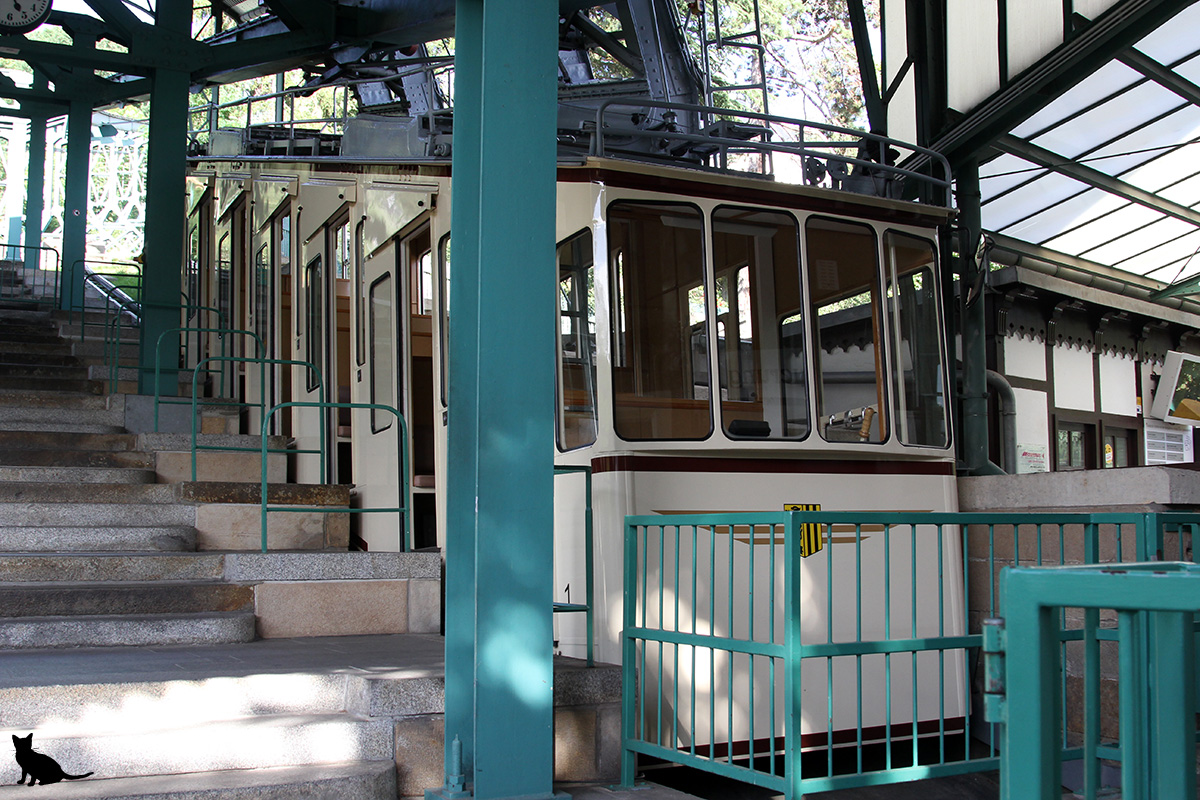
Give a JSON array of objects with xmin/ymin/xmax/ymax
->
[
  {"xmin": 355, "ymin": 221, "xmax": 365, "ymax": 366},
  {"xmin": 304, "ymin": 255, "xmax": 323, "ymax": 392},
  {"xmin": 333, "ymin": 217, "xmax": 351, "ymax": 280},
  {"xmin": 712, "ymin": 207, "xmax": 808, "ymax": 440},
  {"xmin": 187, "ymin": 224, "xmax": 199, "ymax": 319},
  {"xmin": 438, "ymin": 233, "xmax": 450, "ymax": 409},
  {"xmin": 254, "ymin": 244, "xmax": 270, "ymax": 350},
  {"xmin": 557, "ymin": 229, "xmax": 597, "ymax": 451},
  {"xmin": 608, "ymin": 201, "xmax": 711, "ymax": 441},
  {"xmin": 218, "ymin": 232, "xmax": 232, "ymax": 331},
  {"xmin": 884, "ymin": 232, "xmax": 947, "ymax": 448},
  {"xmin": 369, "ymin": 272, "xmax": 395, "ymax": 433},
  {"xmin": 806, "ymin": 217, "xmax": 887, "ymax": 444}
]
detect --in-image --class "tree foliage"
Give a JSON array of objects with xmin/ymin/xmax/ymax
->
[{"xmin": 678, "ymin": 0, "xmax": 878, "ymax": 130}]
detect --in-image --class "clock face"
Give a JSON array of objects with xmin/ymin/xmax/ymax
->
[{"xmin": 0, "ymin": 0, "xmax": 51, "ymax": 34}]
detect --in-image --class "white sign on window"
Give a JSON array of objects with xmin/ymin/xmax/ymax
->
[
  {"xmin": 1017, "ymin": 444, "xmax": 1048, "ymax": 474},
  {"xmin": 1144, "ymin": 418, "xmax": 1195, "ymax": 465}
]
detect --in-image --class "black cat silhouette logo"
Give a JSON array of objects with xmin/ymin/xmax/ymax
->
[{"xmin": 12, "ymin": 733, "xmax": 94, "ymax": 786}]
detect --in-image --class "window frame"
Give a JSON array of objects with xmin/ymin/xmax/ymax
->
[{"xmin": 368, "ymin": 270, "xmax": 396, "ymax": 434}]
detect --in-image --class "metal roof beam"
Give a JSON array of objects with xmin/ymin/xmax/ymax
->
[
  {"xmin": 1118, "ymin": 47, "xmax": 1200, "ymax": 108},
  {"xmin": 928, "ymin": 0, "xmax": 1191, "ymax": 165},
  {"xmin": 995, "ymin": 133, "xmax": 1200, "ymax": 229}
]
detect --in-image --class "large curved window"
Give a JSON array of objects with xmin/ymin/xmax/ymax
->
[
  {"xmin": 713, "ymin": 206, "xmax": 809, "ymax": 440},
  {"xmin": 609, "ymin": 202, "xmax": 711, "ymax": 441},
  {"xmin": 884, "ymin": 231, "xmax": 947, "ymax": 447},
  {"xmin": 557, "ymin": 229, "xmax": 597, "ymax": 451},
  {"xmin": 806, "ymin": 217, "xmax": 887, "ymax": 444}
]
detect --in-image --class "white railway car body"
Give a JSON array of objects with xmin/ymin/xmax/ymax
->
[{"xmin": 187, "ymin": 155, "xmax": 964, "ymax": 751}]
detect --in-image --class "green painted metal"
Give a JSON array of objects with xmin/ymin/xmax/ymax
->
[
  {"xmin": 0, "ymin": 244, "xmax": 60, "ymax": 306},
  {"xmin": 140, "ymin": 47, "xmax": 189, "ymax": 396},
  {"xmin": 999, "ymin": 563, "xmax": 1200, "ymax": 800},
  {"xmin": 187, "ymin": 354, "xmax": 312, "ymax": 482},
  {"xmin": 259, "ymin": 400, "xmax": 408, "ymax": 554},
  {"xmin": 434, "ymin": 0, "xmax": 560, "ymax": 798},
  {"xmin": 24, "ymin": 112, "xmax": 46, "ymax": 278},
  {"xmin": 150, "ymin": 325, "xmax": 257, "ymax": 430},
  {"xmin": 622, "ymin": 511, "xmax": 1200, "ymax": 799},
  {"xmin": 59, "ymin": 97, "xmax": 91, "ymax": 314}
]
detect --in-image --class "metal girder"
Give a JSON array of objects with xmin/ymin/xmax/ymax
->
[
  {"xmin": 848, "ymin": 0, "xmax": 884, "ymax": 133},
  {"xmin": 928, "ymin": 0, "xmax": 1192, "ymax": 166},
  {"xmin": 263, "ymin": 0, "xmax": 336, "ymax": 33},
  {"xmin": 571, "ymin": 11, "xmax": 643, "ymax": 75},
  {"xmin": 994, "ymin": 133, "xmax": 1200, "ymax": 229},
  {"xmin": 194, "ymin": 31, "xmax": 336, "ymax": 83},
  {"xmin": 0, "ymin": 37, "xmax": 153, "ymax": 75},
  {"xmin": 81, "ymin": 0, "xmax": 146, "ymax": 45},
  {"xmin": 1118, "ymin": 47, "xmax": 1200, "ymax": 107}
]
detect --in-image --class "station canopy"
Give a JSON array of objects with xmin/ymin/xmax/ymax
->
[{"xmin": 974, "ymin": 2, "xmax": 1200, "ymax": 295}]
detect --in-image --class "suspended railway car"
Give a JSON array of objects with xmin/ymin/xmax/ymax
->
[{"xmin": 185, "ymin": 122, "xmax": 963, "ymax": 760}]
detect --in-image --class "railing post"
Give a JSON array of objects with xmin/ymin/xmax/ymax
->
[
  {"xmin": 785, "ymin": 510, "xmax": 802, "ymax": 800},
  {"xmin": 620, "ymin": 519, "xmax": 638, "ymax": 788}
]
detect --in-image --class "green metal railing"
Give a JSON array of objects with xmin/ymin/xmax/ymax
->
[
  {"xmin": 620, "ymin": 511, "xmax": 1200, "ymax": 799},
  {"xmin": 187, "ymin": 354, "xmax": 318, "ymax": 481},
  {"xmin": 554, "ymin": 464, "xmax": 594, "ymax": 666},
  {"xmin": 259, "ymin": 400, "xmax": 409, "ymax": 554},
  {"xmin": 990, "ymin": 561, "xmax": 1200, "ymax": 800},
  {"xmin": 0, "ymin": 243, "xmax": 61, "ymax": 307},
  {"xmin": 152, "ymin": 327, "xmax": 263, "ymax": 430}
]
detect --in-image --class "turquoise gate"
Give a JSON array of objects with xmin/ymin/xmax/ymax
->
[{"xmin": 621, "ymin": 511, "xmax": 1200, "ymax": 798}]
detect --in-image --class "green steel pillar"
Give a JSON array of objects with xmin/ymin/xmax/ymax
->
[
  {"xmin": 60, "ymin": 96, "xmax": 91, "ymax": 313},
  {"xmin": 138, "ymin": 3, "xmax": 189, "ymax": 395},
  {"xmin": 25, "ymin": 111, "xmax": 46, "ymax": 271},
  {"xmin": 431, "ymin": 0, "xmax": 560, "ymax": 798},
  {"xmin": 957, "ymin": 158, "xmax": 998, "ymax": 475},
  {"xmin": 138, "ymin": 67, "xmax": 189, "ymax": 395}
]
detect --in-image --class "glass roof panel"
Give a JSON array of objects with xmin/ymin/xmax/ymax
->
[
  {"xmin": 1041, "ymin": 203, "xmax": 1163, "ymax": 256},
  {"xmin": 979, "ymin": 154, "xmax": 1046, "ymax": 197},
  {"xmin": 1115, "ymin": 143, "xmax": 1200, "ymax": 195},
  {"xmin": 1079, "ymin": 216, "xmax": 1194, "ymax": 265},
  {"xmin": 1030, "ymin": 81, "xmax": 1184, "ymax": 160},
  {"xmin": 1133, "ymin": 4, "xmax": 1200, "ymax": 66},
  {"xmin": 982, "ymin": 172, "xmax": 1092, "ymax": 230},
  {"xmin": 999, "ymin": 189, "xmax": 1128, "ymax": 244},
  {"xmin": 1112, "ymin": 229, "xmax": 1200, "ymax": 279},
  {"xmin": 1150, "ymin": 167, "xmax": 1200, "ymax": 206},
  {"xmin": 1076, "ymin": 105, "xmax": 1200, "ymax": 177},
  {"xmin": 1011, "ymin": 61, "xmax": 1142, "ymax": 139}
]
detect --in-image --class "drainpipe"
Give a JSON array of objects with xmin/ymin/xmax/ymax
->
[{"xmin": 987, "ymin": 369, "xmax": 1017, "ymax": 474}]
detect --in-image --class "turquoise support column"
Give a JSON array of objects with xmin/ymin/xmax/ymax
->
[
  {"xmin": 432, "ymin": 0, "xmax": 560, "ymax": 798},
  {"xmin": 138, "ymin": 64, "xmax": 189, "ymax": 395},
  {"xmin": 25, "ymin": 112, "xmax": 46, "ymax": 272},
  {"xmin": 60, "ymin": 96, "xmax": 91, "ymax": 313}
]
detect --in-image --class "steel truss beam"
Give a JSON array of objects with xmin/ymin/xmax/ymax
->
[
  {"xmin": 994, "ymin": 133, "xmax": 1200, "ymax": 229},
  {"xmin": 1118, "ymin": 47, "xmax": 1200, "ymax": 107}
]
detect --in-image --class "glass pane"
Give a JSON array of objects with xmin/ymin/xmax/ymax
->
[
  {"xmin": 1070, "ymin": 430, "xmax": 1084, "ymax": 466},
  {"xmin": 713, "ymin": 206, "xmax": 808, "ymax": 439},
  {"xmin": 355, "ymin": 222, "xmax": 366, "ymax": 366},
  {"xmin": 807, "ymin": 217, "xmax": 885, "ymax": 443},
  {"xmin": 1114, "ymin": 434, "xmax": 1129, "ymax": 467},
  {"xmin": 218, "ymin": 232, "xmax": 232, "ymax": 330},
  {"xmin": 609, "ymin": 202, "xmax": 711, "ymax": 440},
  {"xmin": 438, "ymin": 234, "xmax": 450, "ymax": 408},
  {"xmin": 885, "ymin": 232, "xmax": 947, "ymax": 447},
  {"xmin": 557, "ymin": 229, "xmax": 597, "ymax": 451},
  {"xmin": 1104, "ymin": 434, "xmax": 1115, "ymax": 468},
  {"xmin": 187, "ymin": 224, "xmax": 200, "ymax": 319},
  {"xmin": 369, "ymin": 272, "xmax": 394, "ymax": 432},
  {"xmin": 305, "ymin": 255, "xmax": 323, "ymax": 392},
  {"xmin": 254, "ymin": 244, "xmax": 270, "ymax": 349},
  {"xmin": 1057, "ymin": 429, "xmax": 1070, "ymax": 469}
]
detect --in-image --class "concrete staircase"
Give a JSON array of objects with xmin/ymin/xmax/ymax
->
[{"xmin": 0, "ymin": 306, "xmax": 622, "ymax": 798}]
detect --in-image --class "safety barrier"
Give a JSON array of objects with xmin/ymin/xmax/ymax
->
[
  {"xmin": 260, "ymin": 401, "xmax": 409, "ymax": 553},
  {"xmin": 0, "ymin": 243, "xmax": 61, "ymax": 307},
  {"xmin": 620, "ymin": 511, "xmax": 1200, "ymax": 799},
  {"xmin": 988, "ymin": 561, "xmax": 1200, "ymax": 800},
  {"xmin": 151, "ymin": 326, "xmax": 262, "ymax": 430},
  {"xmin": 187, "ymin": 354, "xmax": 320, "ymax": 482},
  {"xmin": 554, "ymin": 465, "xmax": 595, "ymax": 666}
]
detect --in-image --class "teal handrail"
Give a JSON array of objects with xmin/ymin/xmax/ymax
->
[
  {"xmin": 152, "ymin": 326, "xmax": 263, "ymax": 431},
  {"xmin": 189, "ymin": 354, "xmax": 321, "ymax": 481},
  {"xmin": 102, "ymin": 294, "xmax": 141, "ymax": 393},
  {"xmin": 0, "ymin": 243, "xmax": 61, "ymax": 307},
  {"xmin": 553, "ymin": 464, "xmax": 594, "ymax": 666},
  {"xmin": 260, "ymin": 400, "xmax": 409, "ymax": 554}
]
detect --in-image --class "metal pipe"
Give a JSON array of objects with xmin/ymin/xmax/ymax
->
[
  {"xmin": 958, "ymin": 158, "xmax": 994, "ymax": 476},
  {"xmin": 987, "ymin": 369, "xmax": 1017, "ymax": 475}
]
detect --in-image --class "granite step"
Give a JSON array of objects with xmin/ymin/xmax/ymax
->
[
  {"xmin": 0, "ymin": 449, "xmax": 154, "ymax": 469},
  {"xmin": 0, "ymin": 581, "xmax": 255, "ymax": 618},
  {"xmin": 0, "ymin": 429, "xmax": 139, "ymax": 451},
  {"xmin": 0, "ymin": 420, "xmax": 126, "ymax": 434},
  {"xmin": 0, "ymin": 553, "xmax": 223, "ymax": 582},
  {"xmin": 0, "ymin": 374, "xmax": 103, "ymax": 393},
  {"xmin": 0, "ymin": 482, "xmax": 179, "ymax": 503},
  {"xmin": 0, "ymin": 387, "xmax": 119, "ymax": 410},
  {"xmin": 0, "ymin": 525, "xmax": 197, "ymax": 552},
  {"xmin": 0, "ymin": 609, "xmax": 257, "ymax": 649},
  {"xmin": 0, "ymin": 762, "xmax": 397, "ymax": 800},
  {"xmin": 0, "ymin": 502, "xmax": 195, "ymax": 528},
  {"xmin": 0, "ymin": 465, "xmax": 155, "ymax": 483}
]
